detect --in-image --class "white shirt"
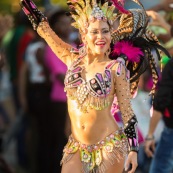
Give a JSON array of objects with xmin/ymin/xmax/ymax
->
[{"xmin": 25, "ymin": 41, "xmax": 46, "ymax": 83}]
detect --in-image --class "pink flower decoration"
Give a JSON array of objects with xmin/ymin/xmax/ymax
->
[{"xmin": 112, "ymin": 41, "xmax": 144, "ymax": 63}]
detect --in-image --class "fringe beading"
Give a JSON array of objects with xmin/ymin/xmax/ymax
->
[{"xmin": 61, "ymin": 130, "xmax": 128, "ymax": 173}]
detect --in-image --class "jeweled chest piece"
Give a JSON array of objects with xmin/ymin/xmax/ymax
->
[{"xmin": 90, "ymin": 4, "xmax": 107, "ymax": 22}]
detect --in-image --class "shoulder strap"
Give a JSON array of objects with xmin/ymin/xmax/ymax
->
[{"xmin": 105, "ymin": 60, "xmax": 117, "ymax": 70}]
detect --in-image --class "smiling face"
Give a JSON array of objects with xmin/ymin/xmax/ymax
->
[{"xmin": 83, "ymin": 20, "xmax": 111, "ymax": 56}]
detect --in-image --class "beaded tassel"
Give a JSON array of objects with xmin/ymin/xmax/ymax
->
[{"xmin": 61, "ymin": 131, "xmax": 128, "ymax": 173}]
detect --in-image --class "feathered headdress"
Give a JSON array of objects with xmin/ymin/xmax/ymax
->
[{"xmin": 67, "ymin": 0, "xmax": 130, "ymax": 33}]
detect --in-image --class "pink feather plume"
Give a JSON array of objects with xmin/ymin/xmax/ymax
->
[
  {"xmin": 111, "ymin": 0, "xmax": 129, "ymax": 14},
  {"xmin": 112, "ymin": 41, "xmax": 144, "ymax": 63}
]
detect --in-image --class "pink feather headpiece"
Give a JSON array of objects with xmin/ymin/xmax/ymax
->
[
  {"xmin": 112, "ymin": 41, "xmax": 144, "ymax": 63},
  {"xmin": 111, "ymin": 0, "xmax": 129, "ymax": 14}
]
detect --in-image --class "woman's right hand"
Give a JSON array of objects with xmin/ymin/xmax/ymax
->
[
  {"xmin": 20, "ymin": 0, "xmax": 47, "ymax": 30},
  {"xmin": 125, "ymin": 151, "xmax": 138, "ymax": 173}
]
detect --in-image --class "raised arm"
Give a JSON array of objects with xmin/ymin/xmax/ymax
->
[
  {"xmin": 37, "ymin": 21, "xmax": 77, "ymax": 66},
  {"xmin": 20, "ymin": 0, "xmax": 78, "ymax": 66}
]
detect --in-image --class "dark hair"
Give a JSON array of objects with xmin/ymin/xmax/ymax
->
[
  {"xmin": 48, "ymin": 8, "xmax": 68, "ymax": 28},
  {"xmin": 96, "ymin": 0, "xmax": 113, "ymax": 6}
]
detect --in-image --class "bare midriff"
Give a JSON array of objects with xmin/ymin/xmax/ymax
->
[
  {"xmin": 36, "ymin": 21, "xmax": 134, "ymax": 147},
  {"xmin": 67, "ymin": 94, "xmax": 120, "ymax": 145}
]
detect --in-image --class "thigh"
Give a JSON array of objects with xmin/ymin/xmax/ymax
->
[
  {"xmin": 102, "ymin": 149, "xmax": 126, "ymax": 173},
  {"xmin": 61, "ymin": 151, "xmax": 82, "ymax": 173},
  {"xmin": 106, "ymin": 159, "xmax": 125, "ymax": 173}
]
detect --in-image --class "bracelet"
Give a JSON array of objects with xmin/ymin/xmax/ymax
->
[
  {"xmin": 124, "ymin": 116, "xmax": 139, "ymax": 153},
  {"xmin": 145, "ymin": 135, "xmax": 154, "ymax": 141},
  {"xmin": 129, "ymin": 146, "xmax": 139, "ymax": 153}
]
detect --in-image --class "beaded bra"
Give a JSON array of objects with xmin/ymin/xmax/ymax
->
[{"xmin": 64, "ymin": 57, "xmax": 117, "ymax": 113}]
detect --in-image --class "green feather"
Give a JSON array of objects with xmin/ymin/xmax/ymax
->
[
  {"xmin": 86, "ymin": 0, "xmax": 92, "ymax": 17},
  {"xmin": 106, "ymin": 6, "xmax": 114, "ymax": 19},
  {"xmin": 101, "ymin": 2, "xmax": 108, "ymax": 16}
]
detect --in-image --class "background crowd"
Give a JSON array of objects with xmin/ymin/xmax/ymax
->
[{"xmin": 0, "ymin": 0, "xmax": 173, "ymax": 173}]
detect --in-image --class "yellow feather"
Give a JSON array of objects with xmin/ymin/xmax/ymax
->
[
  {"xmin": 112, "ymin": 13, "xmax": 118, "ymax": 21},
  {"xmin": 77, "ymin": 0, "xmax": 85, "ymax": 8},
  {"xmin": 85, "ymin": 0, "xmax": 92, "ymax": 17},
  {"xmin": 71, "ymin": 14, "xmax": 79, "ymax": 21},
  {"xmin": 106, "ymin": 6, "xmax": 115, "ymax": 19},
  {"xmin": 74, "ymin": 4, "xmax": 83, "ymax": 14},
  {"xmin": 69, "ymin": 0, "xmax": 85, "ymax": 8},
  {"xmin": 71, "ymin": 22, "xmax": 79, "ymax": 29}
]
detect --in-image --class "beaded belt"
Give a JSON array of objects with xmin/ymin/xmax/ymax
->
[{"xmin": 61, "ymin": 129, "xmax": 128, "ymax": 173}]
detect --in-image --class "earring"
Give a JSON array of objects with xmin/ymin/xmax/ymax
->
[
  {"xmin": 86, "ymin": 44, "xmax": 94, "ymax": 55},
  {"xmin": 79, "ymin": 44, "xmax": 87, "ymax": 57},
  {"xmin": 105, "ymin": 48, "xmax": 111, "ymax": 57}
]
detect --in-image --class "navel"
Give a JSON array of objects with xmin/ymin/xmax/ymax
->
[{"xmin": 81, "ymin": 125, "xmax": 86, "ymax": 130}]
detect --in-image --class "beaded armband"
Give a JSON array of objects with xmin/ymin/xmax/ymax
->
[
  {"xmin": 124, "ymin": 116, "xmax": 139, "ymax": 153},
  {"xmin": 20, "ymin": 0, "xmax": 47, "ymax": 30}
]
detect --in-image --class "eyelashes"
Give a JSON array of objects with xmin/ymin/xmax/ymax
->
[{"xmin": 90, "ymin": 30, "xmax": 110, "ymax": 34}]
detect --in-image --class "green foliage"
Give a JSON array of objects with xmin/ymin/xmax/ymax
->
[
  {"xmin": 0, "ymin": 0, "xmax": 43, "ymax": 14},
  {"xmin": 50, "ymin": 0, "xmax": 67, "ymax": 7},
  {"xmin": 0, "ymin": 0, "xmax": 11, "ymax": 14}
]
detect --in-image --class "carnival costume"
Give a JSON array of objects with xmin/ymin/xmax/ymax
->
[{"xmin": 20, "ymin": 0, "xmax": 170, "ymax": 172}]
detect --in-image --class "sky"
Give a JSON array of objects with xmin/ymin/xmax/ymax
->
[{"xmin": 126, "ymin": 0, "xmax": 162, "ymax": 9}]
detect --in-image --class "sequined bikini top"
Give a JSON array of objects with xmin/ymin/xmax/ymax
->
[{"xmin": 64, "ymin": 57, "xmax": 118, "ymax": 113}]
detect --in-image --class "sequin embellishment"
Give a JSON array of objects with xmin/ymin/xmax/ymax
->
[{"xmin": 64, "ymin": 58, "xmax": 117, "ymax": 112}]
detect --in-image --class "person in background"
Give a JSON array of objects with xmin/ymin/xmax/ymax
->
[
  {"xmin": 143, "ymin": 9, "xmax": 173, "ymax": 173},
  {"xmin": 144, "ymin": 58, "xmax": 173, "ymax": 173},
  {"xmin": 0, "ymin": 13, "xmax": 15, "ymax": 173},
  {"xmin": 44, "ymin": 7, "xmax": 72, "ymax": 173},
  {"xmin": 131, "ymin": 70, "xmax": 164, "ymax": 173},
  {"xmin": 147, "ymin": 1, "xmax": 173, "ymax": 56},
  {"xmin": 19, "ymin": 33, "xmax": 51, "ymax": 173},
  {"xmin": 4, "ymin": 11, "xmax": 31, "ymax": 114}
]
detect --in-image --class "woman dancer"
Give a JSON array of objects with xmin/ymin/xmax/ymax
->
[{"xmin": 20, "ymin": 0, "xmax": 170, "ymax": 172}]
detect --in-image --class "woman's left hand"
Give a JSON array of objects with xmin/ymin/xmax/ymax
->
[{"xmin": 125, "ymin": 151, "xmax": 138, "ymax": 173}]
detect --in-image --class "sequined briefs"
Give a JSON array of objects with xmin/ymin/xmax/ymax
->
[{"xmin": 61, "ymin": 129, "xmax": 128, "ymax": 173}]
